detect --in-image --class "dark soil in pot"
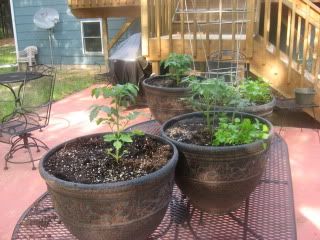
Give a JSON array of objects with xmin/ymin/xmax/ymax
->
[
  {"xmin": 44, "ymin": 135, "xmax": 171, "ymax": 183},
  {"xmin": 161, "ymin": 111, "xmax": 273, "ymax": 214},
  {"xmin": 40, "ymin": 133, "xmax": 178, "ymax": 240},
  {"xmin": 142, "ymin": 75, "xmax": 192, "ymax": 123}
]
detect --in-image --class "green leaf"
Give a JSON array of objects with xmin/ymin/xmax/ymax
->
[
  {"xmin": 104, "ymin": 134, "xmax": 117, "ymax": 142},
  {"xmin": 131, "ymin": 129, "xmax": 144, "ymax": 136},
  {"xmin": 113, "ymin": 140, "xmax": 122, "ymax": 150},
  {"xmin": 120, "ymin": 134, "xmax": 133, "ymax": 143},
  {"xmin": 96, "ymin": 118, "xmax": 106, "ymax": 125},
  {"xmin": 89, "ymin": 105, "xmax": 100, "ymax": 122}
]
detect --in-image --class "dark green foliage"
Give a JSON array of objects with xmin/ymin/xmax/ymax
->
[
  {"xmin": 161, "ymin": 53, "xmax": 192, "ymax": 85},
  {"xmin": 90, "ymin": 83, "xmax": 143, "ymax": 161},
  {"xmin": 239, "ymin": 77, "xmax": 272, "ymax": 105},
  {"xmin": 213, "ymin": 116, "xmax": 269, "ymax": 146},
  {"xmin": 186, "ymin": 78, "xmax": 247, "ymax": 132}
]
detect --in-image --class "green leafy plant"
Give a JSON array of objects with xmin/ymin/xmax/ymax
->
[
  {"xmin": 183, "ymin": 77, "xmax": 270, "ymax": 146},
  {"xmin": 239, "ymin": 77, "xmax": 272, "ymax": 105},
  {"xmin": 161, "ymin": 53, "xmax": 193, "ymax": 85},
  {"xmin": 90, "ymin": 83, "xmax": 143, "ymax": 162},
  {"xmin": 213, "ymin": 116, "xmax": 269, "ymax": 146},
  {"xmin": 186, "ymin": 78, "xmax": 245, "ymax": 132}
]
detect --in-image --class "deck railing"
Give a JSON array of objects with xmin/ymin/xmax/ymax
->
[
  {"xmin": 141, "ymin": 0, "xmax": 256, "ymax": 60},
  {"xmin": 258, "ymin": 0, "xmax": 320, "ymax": 87},
  {"xmin": 68, "ymin": 0, "xmax": 141, "ymax": 9}
]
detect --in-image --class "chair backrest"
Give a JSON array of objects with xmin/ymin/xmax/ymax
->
[
  {"xmin": 21, "ymin": 64, "xmax": 55, "ymax": 128},
  {"xmin": 25, "ymin": 46, "xmax": 38, "ymax": 56},
  {"xmin": 0, "ymin": 65, "xmax": 55, "ymax": 143}
]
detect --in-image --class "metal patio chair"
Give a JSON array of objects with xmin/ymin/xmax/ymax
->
[{"xmin": 0, "ymin": 65, "xmax": 55, "ymax": 170}]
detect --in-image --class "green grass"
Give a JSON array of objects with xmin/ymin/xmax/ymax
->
[
  {"xmin": 53, "ymin": 69, "xmax": 95, "ymax": 101},
  {"xmin": 0, "ymin": 68, "xmax": 96, "ymax": 122},
  {"xmin": 0, "ymin": 45, "xmax": 16, "ymax": 65}
]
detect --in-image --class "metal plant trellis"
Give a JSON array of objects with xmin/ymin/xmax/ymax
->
[{"xmin": 172, "ymin": 0, "xmax": 251, "ymax": 85}]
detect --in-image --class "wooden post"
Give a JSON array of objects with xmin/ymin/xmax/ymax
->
[
  {"xmin": 102, "ymin": 19, "xmax": 109, "ymax": 72},
  {"xmin": 301, "ymin": 5, "xmax": 310, "ymax": 87},
  {"xmin": 168, "ymin": 0, "xmax": 173, "ymax": 52},
  {"xmin": 287, "ymin": 3, "xmax": 296, "ymax": 83},
  {"xmin": 276, "ymin": 0, "xmax": 283, "ymax": 56},
  {"xmin": 141, "ymin": 0, "xmax": 149, "ymax": 57},
  {"xmin": 152, "ymin": 61, "xmax": 160, "ymax": 74},
  {"xmin": 206, "ymin": 0, "xmax": 210, "ymax": 58},
  {"xmin": 246, "ymin": 0, "xmax": 255, "ymax": 58},
  {"xmin": 232, "ymin": 0, "xmax": 237, "ymax": 52},
  {"xmin": 193, "ymin": 1, "xmax": 197, "ymax": 58},
  {"xmin": 313, "ymin": 27, "xmax": 320, "ymax": 81},
  {"xmin": 180, "ymin": 0, "xmax": 185, "ymax": 53},
  {"xmin": 296, "ymin": 16, "xmax": 302, "ymax": 70},
  {"xmin": 156, "ymin": 0, "xmax": 161, "ymax": 57},
  {"xmin": 263, "ymin": 0, "xmax": 271, "ymax": 56}
]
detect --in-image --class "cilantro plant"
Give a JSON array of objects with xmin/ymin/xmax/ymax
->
[
  {"xmin": 239, "ymin": 77, "xmax": 272, "ymax": 105},
  {"xmin": 213, "ymin": 116, "xmax": 269, "ymax": 146},
  {"xmin": 90, "ymin": 83, "xmax": 143, "ymax": 162},
  {"xmin": 161, "ymin": 53, "xmax": 192, "ymax": 85}
]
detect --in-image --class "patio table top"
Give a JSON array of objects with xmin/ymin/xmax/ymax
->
[{"xmin": 11, "ymin": 120, "xmax": 296, "ymax": 240}]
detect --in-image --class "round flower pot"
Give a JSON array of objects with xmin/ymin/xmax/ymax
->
[
  {"xmin": 294, "ymin": 88, "xmax": 316, "ymax": 105},
  {"xmin": 39, "ymin": 133, "xmax": 178, "ymax": 240},
  {"xmin": 233, "ymin": 96, "xmax": 276, "ymax": 117},
  {"xmin": 161, "ymin": 111, "xmax": 274, "ymax": 214},
  {"xmin": 142, "ymin": 75, "xmax": 193, "ymax": 123},
  {"xmin": 194, "ymin": 97, "xmax": 276, "ymax": 117}
]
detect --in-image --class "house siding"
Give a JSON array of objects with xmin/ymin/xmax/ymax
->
[{"xmin": 12, "ymin": 0, "xmax": 139, "ymax": 66}]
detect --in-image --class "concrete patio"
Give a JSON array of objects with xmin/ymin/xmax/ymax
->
[{"xmin": 0, "ymin": 85, "xmax": 320, "ymax": 240}]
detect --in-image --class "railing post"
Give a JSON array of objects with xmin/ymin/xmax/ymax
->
[
  {"xmin": 141, "ymin": 0, "xmax": 149, "ymax": 57},
  {"xmin": 168, "ymin": 0, "xmax": 173, "ymax": 53},
  {"xmin": 263, "ymin": 0, "xmax": 271, "ymax": 58},
  {"xmin": 276, "ymin": 0, "xmax": 283, "ymax": 56},
  {"xmin": 301, "ymin": 5, "xmax": 310, "ymax": 87},
  {"xmin": 180, "ymin": 0, "xmax": 185, "ymax": 53},
  {"xmin": 287, "ymin": 2, "xmax": 296, "ymax": 84},
  {"xmin": 246, "ymin": 0, "xmax": 255, "ymax": 58},
  {"xmin": 156, "ymin": 0, "xmax": 161, "ymax": 57}
]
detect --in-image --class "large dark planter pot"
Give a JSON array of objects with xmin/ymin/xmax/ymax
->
[
  {"xmin": 142, "ymin": 75, "xmax": 192, "ymax": 123},
  {"xmin": 209, "ymin": 96, "xmax": 276, "ymax": 117},
  {"xmin": 240, "ymin": 96, "xmax": 276, "ymax": 117},
  {"xmin": 39, "ymin": 133, "xmax": 178, "ymax": 240},
  {"xmin": 161, "ymin": 111, "xmax": 274, "ymax": 214}
]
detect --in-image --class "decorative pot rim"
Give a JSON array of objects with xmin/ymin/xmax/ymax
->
[
  {"xmin": 294, "ymin": 87, "xmax": 316, "ymax": 94},
  {"xmin": 39, "ymin": 132, "xmax": 178, "ymax": 190},
  {"xmin": 161, "ymin": 111, "xmax": 274, "ymax": 152},
  {"xmin": 143, "ymin": 75, "xmax": 190, "ymax": 93},
  {"xmin": 195, "ymin": 96, "xmax": 276, "ymax": 110}
]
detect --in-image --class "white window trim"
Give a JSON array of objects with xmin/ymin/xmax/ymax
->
[{"xmin": 80, "ymin": 19, "xmax": 104, "ymax": 55}]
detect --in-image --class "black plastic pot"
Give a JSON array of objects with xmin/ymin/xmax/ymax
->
[
  {"xmin": 161, "ymin": 111, "xmax": 274, "ymax": 214},
  {"xmin": 295, "ymin": 88, "xmax": 316, "ymax": 105},
  {"xmin": 39, "ymin": 133, "xmax": 178, "ymax": 240},
  {"xmin": 232, "ymin": 96, "xmax": 276, "ymax": 117},
  {"xmin": 142, "ymin": 75, "xmax": 193, "ymax": 123},
  {"xmin": 196, "ymin": 96, "xmax": 276, "ymax": 117}
]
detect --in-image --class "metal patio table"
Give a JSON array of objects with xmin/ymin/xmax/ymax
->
[
  {"xmin": 11, "ymin": 120, "xmax": 297, "ymax": 240},
  {"xmin": 0, "ymin": 72, "xmax": 42, "ymax": 108}
]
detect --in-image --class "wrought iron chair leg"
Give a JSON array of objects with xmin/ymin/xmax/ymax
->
[{"xmin": 4, "ymin": 134, "xmax": 48, "ymax": 170}]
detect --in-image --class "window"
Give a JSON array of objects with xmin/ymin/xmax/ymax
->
[{"xmin": 81, "ymin": 20, "xmax": 103, "ymax": 55}]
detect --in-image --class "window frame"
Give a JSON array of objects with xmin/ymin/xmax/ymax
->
[{"xmin": 80, "ymin": 19, "xmax": 104, "ymax": 55}]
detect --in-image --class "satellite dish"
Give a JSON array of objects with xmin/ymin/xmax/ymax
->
[{"xmin": 33, "ymin": 8, "xmax": 59, "ymax": 29}]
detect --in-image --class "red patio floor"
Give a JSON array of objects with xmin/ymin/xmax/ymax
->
[{"xmin": 0, "ymin": 85, "xmax": 319, "ymax": 240}]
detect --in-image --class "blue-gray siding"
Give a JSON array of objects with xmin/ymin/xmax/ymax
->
[{"xmin": 12, "ymin": 0, "xmax": 139, "ymax": 65}]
